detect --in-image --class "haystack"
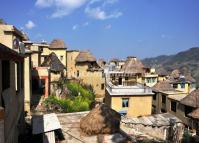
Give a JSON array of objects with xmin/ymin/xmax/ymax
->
[{"xmin": 80, "ymin": 104, "xmax": 121, "ymax": 135}]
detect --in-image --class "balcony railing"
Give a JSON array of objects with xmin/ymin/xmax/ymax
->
[{"xmin": 106, "ymin": 81, "xmax": 153, "ymax": 95}]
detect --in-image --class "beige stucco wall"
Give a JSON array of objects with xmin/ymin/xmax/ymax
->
[
  {"xmin": 66, "ymin": 51, "xmax": 105, "ymax": 98},
  {"xmin": 50, "ymin": 72, "xmax": 62, "ymax": 82},
  {"xmin": 67, "ymin": 51, "xmax": 80, "ymax": 78},
  {"xmin": 0, "ymin": 25, "xmax": 14, "ymax": 48},
  {"xmin": 105, "ymin": 93, "xmax": 152, "ymax": 117},
  {"xmin": 167, "ymin": 99, "xmax": 191, "ymax": 126},
  {"xmin": 76, "ymin": 63, "xmax": 105, "ymax": 98},
  {"xmin": 24, "ymin": 55, "xmax": 32, "ymax": 114}
]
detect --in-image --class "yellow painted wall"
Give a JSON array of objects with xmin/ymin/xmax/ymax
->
[
  {"xmin": 176, "ymin": 83, "xmax": 190, "ymax": 94},
  {"xmin": 158, "ymin": 76, "xmax": 166, "ymax": 82},
  {"xmin": 106, "ymin": 94, "xmax": 152, "ymax": 117}
]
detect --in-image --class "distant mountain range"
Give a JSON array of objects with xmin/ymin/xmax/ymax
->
[{"xmin": 142, "ymin": 47, "xmax": 199, "ymax": 86}]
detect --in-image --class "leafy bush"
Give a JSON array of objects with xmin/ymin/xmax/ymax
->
[{"xmin": 44, "ymin": 82, "xmax": 94, "ymax": 113}]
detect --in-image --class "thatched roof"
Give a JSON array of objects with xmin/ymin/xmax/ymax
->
[
  {"xmin": 49, "ymin": 39, "xmax": 66, "ymax": 49},
  {"xmin": 170, "ymin": 69, "xmax": 180, "ymax": 79},
  {"xmin": 169, "ymin": 69, "xmax": 196, "ymax": 83},
  {"xmin": 184, "ymin": 73, "xmax": 196, "ymax": 83},
  {"xmin": 98, "ymin": 58, "xmax": 106, "ymax": 68},
  {"xmin": 156, "ymin": 67, "xmax": 169, "ymax": 76},
  {"xmin": 188, "ymin": 108, "xmax": 199, "ymax": 119},
  {"xmin": 41, "ymin": 52, "xmax": 65, "ymax": 72},
  {"xmin": 80, "ymin": 104, "xmax": 121, "ymax": 135},
  {"xmin": 153, "ymin": 81, "xmax": 175, "ymax": 92},
  {"xmin": 180, "ymin": 90, "xmax": 199, "ymax": 108},
  {"xmin": 75, "ymin": 51, "xmax": 96, "ymax": 63},
  {"xmin": 120, "ymin": 56, "xmax": 145, "ymax": 74}
]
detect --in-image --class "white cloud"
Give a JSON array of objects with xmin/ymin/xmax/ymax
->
[
  {"xmin": 72, "ymin": 22, "xmax": 89, "ymax": 30},
  {"xmin": 85, "ymin": 0, "xmax": 122, "ymax": 20},
  {"xmin": 35, "ymin": 0, "xmax": 122, "ymax": 19},
  {"xmin": 104, "ymin": 24, "xmax": 112, "ymax": 29},
  {"xmin": 35, "ymin": 0, "xmax": 54, "ymax": 8},
  {"xmin": 25, "ymin": 20, "xmax": 36, "ymax": 29},
  {"xmin": 72, "ymin": 24, "xmax": 79, "ymax": 30},
  {"xmin": 35, "ymin": 0, "xmax": 88, "ymax": 18}
]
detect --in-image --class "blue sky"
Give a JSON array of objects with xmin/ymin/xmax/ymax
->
[{"xmin": 1, "ymin": 0, "xmax": 199, "ymax": 60}]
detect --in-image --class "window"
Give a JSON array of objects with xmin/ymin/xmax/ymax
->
[
  {"xmin": 173, "ymin": 84, "xmax": 178, "ymax": 88},
  {"xmin": 180, "ymin": 83, "xmax": 185, "ymax": 89},
  {"xmin": 122, "ymin": 98, "xmax": 129, "ymax": 108},
  {"xmin": 171, "ymin": 101, "xmax": 177, "ymax": 112},
  {"xmin": 60, "ymin": 55, "xmax": 63, "ymax": 61},
  {"xmin": 119, "ymin": 77, "xmax": 122, "ymax": 85},
  {"xmin": 77, "ymin": 70, "xmax": 79, "ymax": 77},
  {"xmin": 101, "ymin": 83, "xmax": 104, "ymax": 90},
  {"xmin": 125, "ymin": 77, "xmax": 128, "ymax": 81},
  {"xmin": 152, "ymin": 78, "xmax": 156, "ymax": 83},
  {"xmin": 40, "ymin": 47, "xmax": 43, "ymax": 52},
  {"xmin": 2, "ymin": 60, "xmax": 10, "ymax": 90},
  {"xmin": 21, "ymin": 63, "xmax": 24, "ymax": 89},
  {"xmin": 162, "ymin": 95, "xmax": 166, "ymax": 104},
  {"xmin": 153, "ymin": 95, "xmax": 156, "ymax": 100},
  {"xmin": 15, "ymin": 62, "xmax": 21, "ymax": 92},
  {"xmin": 185, "ymin": 106, "xmax": 193, "ymax": 117}
]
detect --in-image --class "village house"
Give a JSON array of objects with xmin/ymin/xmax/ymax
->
[
  {"xmin": 67, "ymin": 50, "xmax": 105, "ymax": 98},
  {"xmin": 0, "ymin": 23, "xmax": 32, "ymax": 114},
  {"xmin": 155, "ymin": 66, "xmax": 169, "ymax": 81},
  {"xmin": 179, "ymin": 90, "xmax": 199, "ymax": 128},
  {"xmin": 152, "ymin": 81, "xmax": 187, "ymax": 114},
  {"xmin": 107, "ymin": 56, "xmax": 158, "ymax": 87},
  {"xmin": 105, "ymin": 80, "xmax": 154, "ymax": 117},
  {"xmin": 29, "ymin": 39, "xmax": 66, "ymax": 99},
  {"xmin": 0, "ymin": 43, "xmax": 25, "ymax": 143},
  {"xmin": 168, "ymin": 69, "xmax": 196, "ymax": 94}
]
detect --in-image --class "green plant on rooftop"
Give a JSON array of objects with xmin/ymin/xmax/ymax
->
[{"xmin": 44, "ymin": 81, "xmax": 95, "ymax": 113}]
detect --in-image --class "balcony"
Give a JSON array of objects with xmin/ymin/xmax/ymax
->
[{"xmin": 106, "ymin": 81, "xmax": 154, "ymax": 96}]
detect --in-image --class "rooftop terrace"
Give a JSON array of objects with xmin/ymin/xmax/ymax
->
[{"xmin": 106, "ymin": 81, "xmax": 154, "ymax": 96}]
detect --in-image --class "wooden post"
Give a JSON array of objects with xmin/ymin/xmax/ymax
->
[{"xmin": 43, "ymin": 131, "xmax": 55, "ymax": 143}]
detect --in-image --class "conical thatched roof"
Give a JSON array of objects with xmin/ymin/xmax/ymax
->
[
  {"xmin": 156, "ymin": 67, "xmax": 168, "ymax": 76},
  {"xmin": 185, "ymin": 73, "xmax": 196, "ymax": 83},
  {"xmin": 188, "ymin": 108, "xmax": 199, "ymax": 119},
  {"xmin": 180, "ymin": 90, "xmax": 199, "ymax": 108},
  {"xmin": 170, "ymin": 69, "xmax": 180, "ymax": 79},
  {"xmin": 75, "ymin": 51, "xmax": 96, "ymax": 63},
  {"xmin": 42, "ymin": 52, "xmax": 65, "ymax": 72},
  {"xmin": 49, "ymin": 39, "xmax": 66, "ymax": 49},
  {"xmin": 120, "ymin": 56, "xmax": 145, "ymax": 74},
  {"xmin": 98, "ymin": 58, "xmax": 106, "ymax": 68},
  {"xmin": 153, "ymin": 81, "xmax": 174, "ymax": 92},
  {"xmin": 80, "ymin": 104, "xmax": 121, "ymax": 135}
]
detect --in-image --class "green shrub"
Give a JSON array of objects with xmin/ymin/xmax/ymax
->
[{"xmin": 44, "ymin": 81, "xmax": 94, "ymax": 113}]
